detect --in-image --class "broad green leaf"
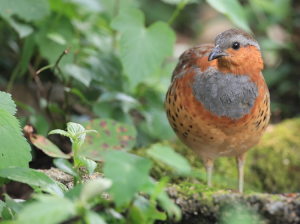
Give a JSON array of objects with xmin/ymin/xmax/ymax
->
[
  {"xmin": 0, "ymin": 92, "xmax": 17, "ymax": 115},
  {"xmin": 79, "ymin": 179, "xmax": 112, "ymax": 202},
  {"xmin": 20, "ymin": 34, "xmax": 35, "ymax": 76},
  {"xmin": 206, "ymin": 0, "xmax": 252, "ymax": 33},
  {"xmin": 0, "ymin": 167, "xmax": 63, "ymax": 196},
  {"xmin": 2, "ymin": 206, "xmax": 14, "ymax": 221},
  {"xmin": 64, "ymin": 64, "xmax": 92, "ymax": 87},
  {"xmin": 46, "ymin": 33, "xmax": 67, "ymax": 45},
  {"xmin": 53, "ymin": 158, "xmax": 80, "ymax": 179},
  {"xmin": 111, "ymin": 9, "xmax": 176, "ymax": 89},
  {"xmin": 0, "ymin": 0, "xmax": 50, "ymax": 22},
  {"xmin": 0, "ymin": 95, "xmax": 31, "ymax": 169},
  {"xmin": 85, "ymin": 211, "xmax": 107, "ymax": 224},
  {"xmin": 130, "ymin": 196, "xmax": 166, "ymax": 224},
  {"xmin": 147, "ymin": 144, "xmax": 191, "ymax": 173},
  {"xmin": 103, "ymin": 151, "xmax": 152, "ymax": 207},
  {"xmin": 74, "ymin": 156, "xmax": 97, "ymax": 176},
  {"xmin": 5, "ymin": 18, "xmax": 33, "ymax": 38},
  {"xmin": 30, "ymin": 135, "xmax": 71, "ymax": 159},
  {"xmin": 78, "ymin": 118, "xmax": 137, "ymax": 161},
  {"xmin": 17, "ymin": 195, "xmax": 76, "ymax": 224}
]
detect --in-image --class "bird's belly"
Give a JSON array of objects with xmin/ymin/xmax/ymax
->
[{"xmin": 165, "ymin": 72, "xmax": 270, "ymax": 159}]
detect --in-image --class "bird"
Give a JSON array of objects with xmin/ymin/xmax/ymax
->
[{"xmin": 165, "ymin": 29, "xmax": 270, "ymax": 192}]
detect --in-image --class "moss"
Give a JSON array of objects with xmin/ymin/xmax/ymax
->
[{"xmin": 133, "ymin": 118, "xmax": 300, "ymax": 193}]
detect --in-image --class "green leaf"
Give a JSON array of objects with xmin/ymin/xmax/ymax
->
[
  {"xmin": 111, "ymin": 9, "xmax": 176, "ymax": 88},
  {"xmin": 103, "ymin": 151, "xmax": 152, "ymax": 207},
  {"xmin": 0, "ymin": 92, "xmax": 17, "ymax": 115},
  {"xmin": 4, "ymin": 195, "xmax": 24, "ymax": 214},
  {"xmin": 65, "ymin": 88, "xmax": 89, "ymax": 103},
  {"xmin": 53, "ymin": 158, "xmax": 80, "ymax": 179},
  {"xmin": 0, "ymin": 0, "xmax": 50, "ymax": 22},
  {"xmin": 5, "ymin": 18, "xmax": 33, "ymax": 38},
  {"xmin": 71, "ymin": 0, "xmax": 104, "ymax": 12},
  {"xmin": 0, "ymin": 200, "xmax": 6, "ymax": 218},
  {"xmin": 85, "ymin": 211, "xmax": 107, "ymax": 224},
  {"xmin": 162, "ymin": 0, "xmax": 198, "ymax": 4},
  {"xmin": 0, "ymin": 93, "xmax": 31, "ymax": 169},
  {"xmin": 20, "ymin": 34, "xmax": 35, "ymax": 76},
  {"xmin": 48, "ymin": 129, "xmax": 70, "ymax": 137},
  {"xmin": 64, "ymin": 64, "xmax": 92, "ymax": 87},
  {"xmin": 46, "ymin": 33, "xmax": 67, "ymax": 45},
  {"xmin": 206, "ymin": 0, "xmax": 252, "ymax": 34},
  {"xmin": 67, "ymin": 122, "xmax": 87, "ymax": 149},
  {"xmin": 79, "ymin": 179, "xmax": 112, "ymax": 202},
  {"xmin": 17, "ymin": 195, "xmax": 76, "ymax": 224},
  {"xmin": 74, "ymin": 156, "xmax": 97, "ymax": 176},
  {"xmin": 78, "ymin": 118, "xmax": 137, "ymax": 161},
  {"xmin": 30, "ymin": 135, "xmax": 71, "ymax": 159},
  {"xmin": 0, "ymin": 167, "xmax": 63, "ymax": 196},
  {"xmin": 147, "ymin": 144, "xmax": 191, "ymax": 173},
  {"xmin": 130, "ymin": 196, "xmax": 166, "ymax": 224}
]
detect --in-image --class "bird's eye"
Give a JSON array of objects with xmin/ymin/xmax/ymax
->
[{"xmin": 232, "ymin": 42, "xmax": 240, "ymax": 50}]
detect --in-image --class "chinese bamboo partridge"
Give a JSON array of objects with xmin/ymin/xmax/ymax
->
[{"xmin": 165, "ymin": 29, "xmax": 270, "ymax": 192}]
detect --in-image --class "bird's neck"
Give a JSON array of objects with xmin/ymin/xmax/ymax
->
[{"xmin": 216, "ymin": 47, "xmax": 264, "ymax": 76}]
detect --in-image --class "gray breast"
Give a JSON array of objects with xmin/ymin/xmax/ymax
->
[{"xmin": 192, "ymin": 66, "xmax": 258, "ymax": 120}]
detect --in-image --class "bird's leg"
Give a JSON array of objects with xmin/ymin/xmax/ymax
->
[
  {"xmin": 202, "ymin": 156, "xmax": 214, "ymax": 187},
  {"xmin": 236, "ymin": 152, "xmax": 247, "ymax": 193}
]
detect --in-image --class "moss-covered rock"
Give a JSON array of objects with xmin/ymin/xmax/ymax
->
[{"xmin": 132, "ymin": 118, "xmax": 300, "ymax": 193}]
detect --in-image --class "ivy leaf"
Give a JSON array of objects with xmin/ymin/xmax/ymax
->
[
  {"xmin": 146, "ymin": 144, "xmax": 191, "ymax": 173},
  {"xmin": 206, "ymin": 0, "xmax": 252, "ymax": 34},
  {"xmin": 74, "ymin": 156, "xmax": 97, "ymax": 176},
  {"xmin": 0, "ymin": 92, "xmax": 31, "ymax": 169},
  {"xmin": 103, "ymin": 151, "xmax": 152, "ymax": 207},
  {"xmin": 111, "ymin": 9, "xmax": 176, "ymax": 89}
]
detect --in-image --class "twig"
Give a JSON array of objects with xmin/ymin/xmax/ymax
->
[{"xmin": 28, "ymin": 64, "xmax": 48, "ymax": 99}]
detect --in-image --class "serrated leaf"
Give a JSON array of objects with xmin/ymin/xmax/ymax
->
[
  {"xmin": 206, "ymin": 0, "xmax": 252, "ymax": 33},
  {"xmin": 111, "ymin": 9, "xmax": 176, "ymax": 89},
  {"xmin": 0, "ymin": 167, "xmax": 63, "ymax": 196},
  {"xmin": 18, "ymin": 195, "xmax": 76, "ymax": 224},
  {"xmin": 103, "ymin": 151, "xmax": 152, "ymax": 207},
  {"xmin": 53, "ymin": 158, "xmax": 80, "ymax": 179},
  {"xmin": 74, "ymin": 156, "xmax": 97, "ymax": 176},
  {"xmin": 0, "ymin": 92, "xmax": 17, "ymax": 115},
  {"xmin": 48, "ymin": 129, "xmax": 70, "ymax": 137},
  {"xmin": 30, "ymin": 135, "xmax": 71, "ymax": 159},
  {"xmin": 0, "ymin": 103, "xmax": 31, "ymax": 169},
  {"xmin": 63, "ymin": 64, "xmax": 92, "ymax": 87},
  {"xmin": 147, "ymin": 144, "xmax": 191, "ymax": 173},
  {"xmin": 67, "ymin": 122, "xmax": 86, "ymax": 149},
  {"xmin": 80, "ymin": 179, "xmax": 112, "ymax": 202},
  {"xmin": 78, "ymin": 119, "xmax": 137, "ymax": 161},
  {"xmin": 0, "ymin": 0, "xmax": 50, "ymax": 22}
]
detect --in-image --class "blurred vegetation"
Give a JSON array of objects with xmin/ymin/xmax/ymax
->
[{"xmin": 0, "ymin": 0, "xmax": 298, "ymax": 148}]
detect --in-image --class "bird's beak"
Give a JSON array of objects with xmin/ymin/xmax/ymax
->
[{"xmin": 208, "ymin": 45, "xmax": 231, "ymax": 62}]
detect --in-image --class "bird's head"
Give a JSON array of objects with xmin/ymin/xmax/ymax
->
[{"xmin": 208, "ymin": 29, "xmax": 264, "ymax": 74}]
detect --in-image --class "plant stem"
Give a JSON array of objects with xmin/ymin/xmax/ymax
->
[
  {"xmin": 168, "ymin": 0, "xmax": 191, "ymax": 26},
  {"xmin": 6, "ymin": 63, "xmax": 21, "ymax": 93}
]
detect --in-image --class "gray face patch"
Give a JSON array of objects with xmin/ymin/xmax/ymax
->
[
  {"xmin": 215, "ymin": 29, "xmax": 261, "ymax": 53},
  {"xmin": 192, "ymin": 67, "xmax": 258, "ymax": 120}
]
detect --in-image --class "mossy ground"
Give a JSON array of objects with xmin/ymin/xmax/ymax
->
[{"xmin": 132, "ymin": 118, "xmax": 300, "ymax": 194}]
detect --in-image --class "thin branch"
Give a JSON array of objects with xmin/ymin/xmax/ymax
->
[{"xmin": 28, "ymin": 64, "xmax": 48, "ymax": 99}]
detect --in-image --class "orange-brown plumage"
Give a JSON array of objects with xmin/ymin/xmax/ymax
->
[{"xmin": 165, "ymin": 29, "xmax": 270, "ymax": 192}]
